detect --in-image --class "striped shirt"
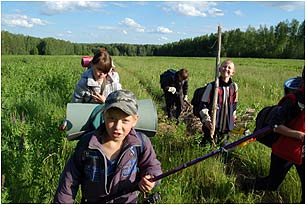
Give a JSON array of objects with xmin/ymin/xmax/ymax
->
[{"xmin": 200, "ymin": 77, "xmax": 238, "ymax": 133}]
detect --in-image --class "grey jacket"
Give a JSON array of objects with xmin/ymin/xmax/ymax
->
[
  {"xmin": 54, "ymin": 127, "xmax": 162, "ymax": 203},
  {"xmin": 72, "ymin": 68, "xmax": 122, "ymax": 103}
]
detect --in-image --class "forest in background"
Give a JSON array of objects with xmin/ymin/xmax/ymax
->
[{"xmin": 1, "ymin": 19, "xmax": 305, "ymax": 59}]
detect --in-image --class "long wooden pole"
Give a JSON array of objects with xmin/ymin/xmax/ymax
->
[
  {"xmin": 97, "ymin": 126, "xmax": 272, "ymax": 203},
  {"xmin": 210, "ymin": 25, "xmax": 222, "ymax": 146}
]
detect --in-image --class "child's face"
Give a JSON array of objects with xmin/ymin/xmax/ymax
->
[
  {"xmin": 93, "ymin": 65, "xmax": 108, "ymax": 81},
  {"xmin": 219, "ymin": 61, "xmax": 235, "ymax": 79},
  {"xmin": 104, "ymin": 108, "xmax": 138, "ymax": 141}
]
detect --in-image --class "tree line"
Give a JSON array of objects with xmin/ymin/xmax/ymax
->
[{"xmin": 1, "ymin": 19, "xmax": 304, "ymax": 59}]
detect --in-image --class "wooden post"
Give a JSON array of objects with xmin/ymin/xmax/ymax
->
[{"xmin": 210, "ymin": 25, "xmax": 222, "ymax": 147}]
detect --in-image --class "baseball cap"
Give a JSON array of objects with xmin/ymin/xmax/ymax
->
[{"xmin": 102, "ymin": 90, "xmax": 138, "ymax": 115}]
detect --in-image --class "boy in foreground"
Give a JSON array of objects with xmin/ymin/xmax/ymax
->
[{"xmin": 54, "ymin": 90, "xmax": 162, "ymax": 203}]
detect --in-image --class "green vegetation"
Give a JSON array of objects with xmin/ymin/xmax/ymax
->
[
  {"xmin": 1, "ymin": 55, "xmax": 304, "ymax": 203},
  {"xmin": 1, "ymin": 19, "xmax": 305, "ymax": 59}
]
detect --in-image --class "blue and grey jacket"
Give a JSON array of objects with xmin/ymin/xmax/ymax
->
[{"xmin": 54, "ymin": 126, "xmax": 162, "ymax": 203}]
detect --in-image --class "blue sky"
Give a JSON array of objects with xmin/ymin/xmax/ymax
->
[{"xmin": 1, "ymin": 1, "xmax": 305, "ymax": 45}]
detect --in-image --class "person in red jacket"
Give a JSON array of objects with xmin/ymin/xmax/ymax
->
[{"xmin": 254, "ymin": 68, "xmax": 305, "ymax": 203}]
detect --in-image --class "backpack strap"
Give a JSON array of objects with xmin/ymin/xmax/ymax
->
[
  {"xmin": 278, "ymin": 93, "xmax": 297, "ymax": 106},
  {"xmin": 230, "ymin": 82, "xmax": 238, "ymax": 92},
  {"xmin": 79, "ymin": 104, "xmax": 104, "ymax": 132},
  {"xmin": 77, "ymin": 130, "xmax": 96, "ymax": 157},
  {"xmin": 201, "ymin": 82, "xmax": 213, "ymax": 103},
  {"xmin": 135, "ymin": 132, "xmax": 147, "ymax": 160},
  {"xmin": 229, "ymin": 82, "xmax": 238, "ymax": 104}
]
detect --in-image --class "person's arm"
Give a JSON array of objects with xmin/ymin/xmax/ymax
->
[
  {"xmin": 53, "ymin": 151, "xmax": 82, "ymax": 203},
  {"xmin": 273, "ymin": 124, "xmax": 304, "ymax": 141},
  {"xmin": 182, "ymin": 80, "xmax": 188, "ymax": 96},
  {"xmin": 232, "ymin": 83, "xmax": 238, "ymax": 121},
  {"xmin": 72, "ymin": 79, "xmax": 91, "ymax": 103},
  {"xmin": 199, "ymin": 83, "xmax": 213, "ymax": 128},
  {"xmin": 271, "ymin": 95, "xmax": 304, "ymax": 141},
  {"xmin": 161, "ymin": 75, "xmax": 175, "ymax": 93},
  {"xmin": 137, "ymin": 137, "xmax": 162, "ymax": 192}
]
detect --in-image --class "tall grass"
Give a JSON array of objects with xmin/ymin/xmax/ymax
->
[{"xmin": 1, "ymin": 55, "xmax": 304, "ymax": 203}]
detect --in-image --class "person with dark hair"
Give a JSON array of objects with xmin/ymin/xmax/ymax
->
[
  {"xmin": 54, "ymin": 90, "xmax": 162, "ymax": 203},
  {"xmin": 161, "ymin": 68, "xmax": 189, "ymax": 122},
  {"xmin": 72, "ymin": 48, "xmax": 122, "ymax": 103},
  {"xmin": 59, "ymin": 49, "xmax": 122, "ymax": 131}
]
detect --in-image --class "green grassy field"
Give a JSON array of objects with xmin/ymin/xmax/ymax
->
[{"xmin": 1, "ymin": 55, "xmax": 304, "ymax": 203}]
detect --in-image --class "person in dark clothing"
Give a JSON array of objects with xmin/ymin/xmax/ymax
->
[{"xmin": 161, "ymin": 68, "xmax": 189, "ymax": 121}]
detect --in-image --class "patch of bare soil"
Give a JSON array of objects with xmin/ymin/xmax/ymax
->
[
  {"xmin": 157, "ymin": 103, "xmax": 202, "ymax": 136},
  {"xmin": 158, "ymin": 101, "xmax": 255, "ymax": 139},
  {"xmin": 179, "ymin": 103, "xmax": 202, "ymax": 136},
  {"xmin": 158, "ymin": 121, "xmax": 177, "ymax": 134}
]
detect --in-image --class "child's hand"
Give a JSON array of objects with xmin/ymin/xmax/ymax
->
[
  {"xmin": 167, "ymin": 87, "xmax": 176, "ymax": 94},
  {"xmin": 138, "ymin": 175, "xmax": 155, "ymax": 193},
  {"xmin": 58, "ymin": 119, "xmax": 67, "ymax": 131},
  {"xmin": 296, "ymin": 131, "xmax": 305, "ymax": 142},
  {"xmin": 204, "ymin": 121, "xmax": 213, "ymax": 130},
  {"xmin": 91, "ymin": 92, "xmax": 106, "ymax": 103}
]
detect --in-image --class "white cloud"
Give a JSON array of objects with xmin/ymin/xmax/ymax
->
[
  {"xmin": 2, "ymin": 14, "xmax": 48, "ymax": 28},
  {"xmin": 177, "ymin": 31, "xmax": 187, "ymax": 35},
  {"xmin": 31, "ymin": 18, "xmax": 48, "ymax": 26},
  {"xmin": 234, "ymin": 10, "xmax": 243, "ymax": 16},
  {"xmin": 136, "ymin": 28, "xmax": 145, "ymax": 32},
  {"xmin": 157, "ymin": 26, "xmax": 173, "ymax": 34},
  {"xmin": 163, "ymin": 2, "xmax": 223, "ymax": 17},
  {"xmin": 177, "ymin": 3, "xmax": 206, "ymax": 17},
  {"xmin": 97, "ymin": 26, "xmax": 116, "ymax": 30},
  {"xmin": 208, "ymin": 8, "xmax": 224, "ymax": 17},
  {"xmin": 111, "ymin": 2, "xmax": 128, "ymax": 8},
  {"xmin": 41, "ymin": 1, "xmax": 102, "ymax": 15},
  {"xmin": 159, "ymin": 36, "xmax": 168, "ymax": 41},
  {"xmin": 258, "ymin": 1, "xmax": 304, "ymax": 12},
  {"xmin": 120, "ymin": 18, "xmax": 145, "ymax": 32},
  {"xmin": 122, "ymin": 30, "xmax": 128, "ymax": 35}
]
